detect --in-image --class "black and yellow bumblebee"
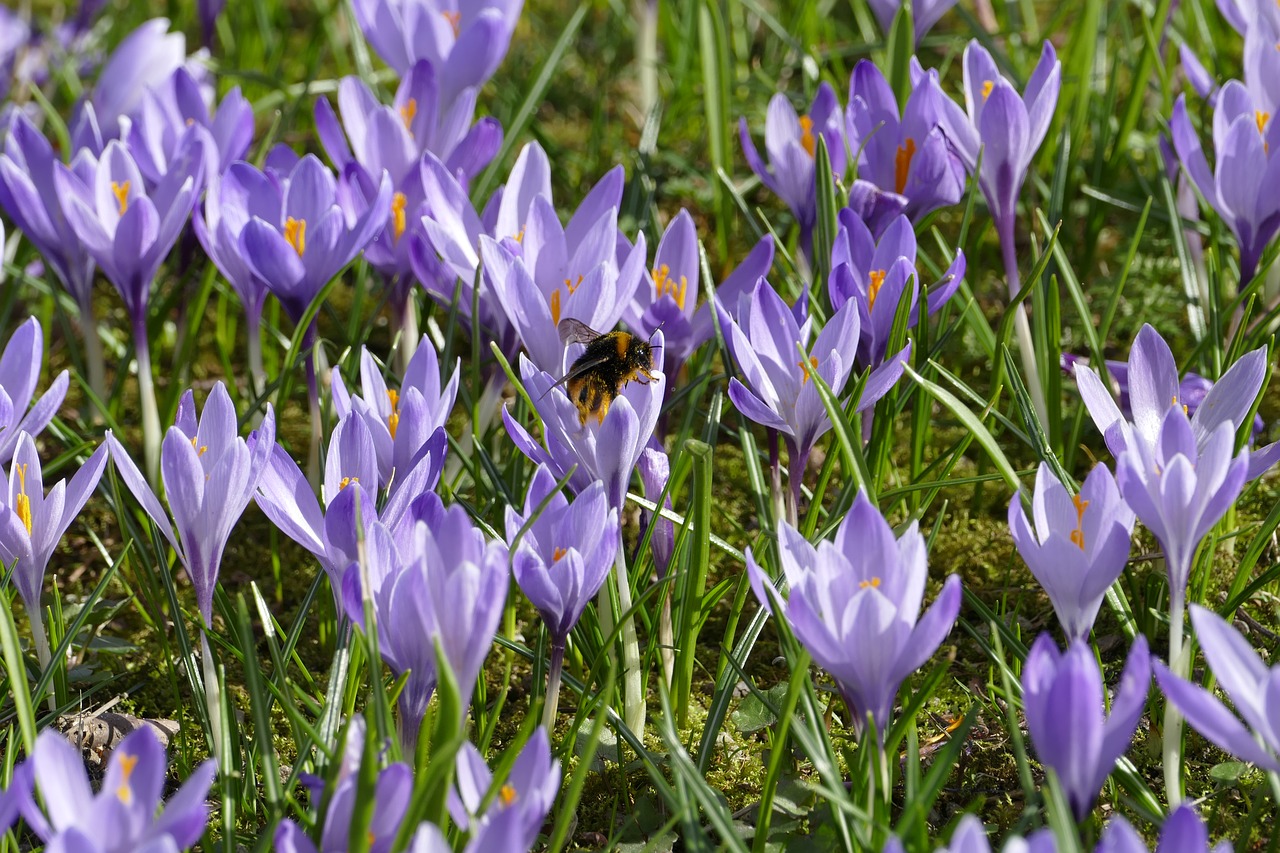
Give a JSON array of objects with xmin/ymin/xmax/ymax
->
[{"xmin": 548, "ymin": 318, "xmax": 660, "ymax": 425}]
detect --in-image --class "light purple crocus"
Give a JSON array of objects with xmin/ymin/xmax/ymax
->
[
  {"xmin": 126, "ymin": 66, "xmax": 253, "ymax": 183},
  {"xmin": 12, "ymin": 725, "xmax": 216, "ymax": 853},
  {"xmin": 449, "ymin": 727, "xmax": 559, "ymax": 851},
  {"xmin": 1074, "ymin": 324, "xmax": 1278, "ymax": 479},
  {"xmin": 746, "ymin": 491, "xmax": 962, "ymax": 741},
  {"xmin": 1099, "ymin": 803, "xmax": 1230, "ymax": 853},
  {"xmin": 1009, "ymin": 462, "xmax": 1135, "ymax": 643},
  {"xmin": 504, "ymin": 335, "xmax": 664, "ymax": 512},
  {"xmin": 1022, "ymin": 632, "xmax": 1151, "ymax": 822},
  {"xmin": 199, "ymin": 0, "xmax": 226, "ymax": 45},
  {"xmin": 828, "ymin": 210, "xmax": 965, "ymax": 369},
  {"xmin": 845, "ymin": 60, "xmax": 966, "ymax": 234},
  {"xmin": 0, "ymin": 432, "xmax": 107, "ymax": 667},
  {"xmin": 739, "ymin": 82, "xmax": 846, "ymax": 253},
  {"xmin": 89, "ymin": 19, "xmax": 197, "ymax": 136},
  {"xmin": 637, "ymin": 446, "xmax": 674, "ymax": 579},
  {"xmin": 1155, "ymin": 604, "xmax": 1280, "ymax": 773},
  {"xmin": 0, "ymin": 316, "xmax": 70, "ymax": 465},
  {"xmin": 332, "ymin": 340, "xmax": 459, "ymax": 494},
  {"xmin": 351, "ymin": 0, "xmax": 523, "ymax": 108},
  {"xmin": 883, "ymin": 815, "xmax": 1055, "ymax": 853},
  {"xmin": 107, "ymin": 382, "xmax": 277, "ymax": 626},
  {"xmin": 1170, "ymin": 81, "xmax": 1280, "ymax": 278},
  {"xmin": 865, "ymin": 0, "xmax": 960, "ymax": 42}
]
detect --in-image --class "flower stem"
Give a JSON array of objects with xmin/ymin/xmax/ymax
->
[
  {"xmin": 768, "ymin": 430, "xmax": 785, "ymax": 528},
  {"xmin": 247, "ymin": 310, "xmax": 266, "ymax": 404},
  {"xmin": 542, "ymin": 640, "xmax": 566, "ymax": 730},
  {"xmin": 785, "ymin": 438, "xmax": 805, "ymax": 528},
  {"xmin": 134, "ymin": 316, "xmax": 162, "ymax": 488},
  {"xmin": 1000, "ymin": 221, "xmax": 1050, "ymax": 431},
  {"xmin": 1164, "ymin": 590, "xmax": 1187, "ymax": 806},
  {"xmin": 395, "ymin": 288, "xmax": 420, "ymax": 375},
  {"xmin": 613, "ymin": 543, "xmax": 645, "ymax": 737}
]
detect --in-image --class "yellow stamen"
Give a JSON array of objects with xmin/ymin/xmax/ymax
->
[
  {"xmin": 981, "ymin": 80, "xmax": 994, "ymax": 100},
  {"xmin": 391, "ymin": 192, "xmax": 407, "ymax": 243},
  {"xmin": 1258, "ymin": 110, "xmax": 1271, "ymax": 135},
  {"xmin": 1070, "ymin": 493, "xmax": 1089, "ymax": 550},
  {"xmin": 189, "ymin": 436, "xmax": 208, "ymax": 457},
  {"xmin": 859, "ymin": 577, "xmax": 882, "ymax": 589},
  {"xmin": 284, "ymin": 217, "xmax": 306, "ymax": 257},
  {"xmin": 14, "ymin": 462, "xmax": 31, "ymax": 537},
  {"xmin": 653, "ymin": 263, "xmax": 690, "ymax": 311},
  {"xmin": 116, "ymin": 752, "xmax": 138, "ymax": 805},
  {"xmin": 339, "ymin": 476, "xmax": 359, "ymax": 490},
  {"xmin": 443, "ymin": 10, "xmax": 461, "ymax": 37},
  {"xmin": 499, "ymin": 784, "xmax": 517, "ymax": 806},
  {"xmin": 797, "ymin": 355, "xmax": 819, "ymax": 384},
  {"xmin": 387, "ymin": 389, "xmax": 400, "ymax": 439},
  {"xmin": 549, "ymin": 288, "xmax": 561, "ymax": 326},
  {"xmin": 798, "ymin": 115, "xmax": 815, "ymax": 158},
  {"xmin": 1172, "ymin": 395, "xmax": 1189, "ymax": 416},
  {"xmin": 552, "ymin": 547, "xmax": 568, "ymax": 562},
  {"xmin": 111, "ymin": 180, "xmax": 130, "ymax": 216},
  {"xmin": 894, "ymin": 138, "xmax": 916, "ymax": 195},
  {"xmin": 564, "ymin": 274, "xmax": 583, "ymax": 294},
  {"xmin": 513, "ymin": 226, "xmax": 526, "ymax": 244},
  {"xmin": 399, "ymin": 98, "xmax": 417, "ymax": 130},
  {"xmin": 868, "ymin": 269, "xmax": 887, "ymax": 311}
]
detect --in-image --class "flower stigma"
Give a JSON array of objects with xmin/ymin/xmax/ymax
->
[
  {"xmin": 111, "ymin": 180, "xmax": 130, "ymax": 215},
  {"xmin": 284, "ymin": 217, "xmax": 307, "ymax": 257}
]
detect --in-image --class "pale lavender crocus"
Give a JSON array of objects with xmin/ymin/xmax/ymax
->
[
  {"xmin": 126, "ymin": 66, "xmax": 253, "ymax": 183},
  {"xmin": 107, "ymin": 382, "xmax": 276, "ymax": 626},
  {"xmin": 1022, "ymin": 633, "xmax": 1151, "ymax": 822},
  {"xmin": 199, "ymin": 0, "xmax": 226, "ymax": 45},
  {"xmin": 1099, "ymin": 803, "xmax": 1230, "ymax": 853},
  {"xmin": 89, "ymin": 19, "xmax": 197, "ymax": 136},
  {"xmin": 1009, "ymin": 462, "xmax": 1134, "ymax": 643},
  {"xmin": 747, "ymin": 491, "xmax": 962, "ymax": 741},
  {"xmin": 12, "ymin": 726, "xmax": 216, "ymax": 853},
  {"xmin": 865, "ymin": 0, "xmax": 960, "ymax": 43},
  {"xmin": 449, "ymin": 727, "xmax": 560, "ymax": 851},
  {"xmin": 883, "ymin": 815, "xmax": 1055, "ymax": 853},
  {"xmin": 739, "ymin": 82, "xmax": 846, "ymax": 254},
  {"xmin": 0, "ymin": 316, "xmax": 70, "ymax": 465},
  {"xmin": 1170, "ymin": 81, "xmax": 1280, "ymax": 278},
  {"xmin": 0, "ymin": 433, "xmax": 107, "ymax": 668},
  {"xmin": 828, "ymin": 210, "xmax": 965, "ymax": 369},
  {"xmin": 845, "ymin": 60, "xmax": 966, "ymax": 234},
  {"xmin": 1155, "ymin": 604, "xmax": 1280, "ymax": 773}
]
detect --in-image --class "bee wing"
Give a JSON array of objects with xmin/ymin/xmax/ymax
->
[
  {"xmin": 557, "ymin": 317, "xmax": 603, "ymax": 345},
  {"xmin": 541, "ymin": 356, "xmax": 616, "ymax": 398}
]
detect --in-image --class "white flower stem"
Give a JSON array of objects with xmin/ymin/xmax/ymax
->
[
  {"xmin": 542, "ymin": 640, "xmax": 566, "ymax": 730},
  {"xmin": 613, "ymin": 543, "xmax": 645, "ymax": 736},
  {"xmin": 135, "ymin": 318, "xmax": 162, "ymax": 488},
  {"xmin": 1001, "ymin": 223, "xmax": 1050, "ymax": 431},
  {"xmin": 1164, "ymin": 590, "xmax": 1186, "ymax": 806},
  {"xmin": 247, "ymin": 311, "xmax": 266, "ymax": 404}
]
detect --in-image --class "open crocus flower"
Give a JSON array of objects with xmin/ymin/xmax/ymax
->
[
  {"xmin": 739, "ymin": 82, "xmax": 846, "ymax": 252},
  {"xmin": 865, "ymin": 0, "xmax": 960, "ymax": 42},
  {"xmin": 1008, "ymin": 462, "xmax": 1134, "ymax": 643},
  {"xmin": 0, "ymin": 316, "xmax": 70, "ymax": 465},
  {"xmin": 126, "ymin": 66, "xmax": 252, "ymax": 184},
  {"xmin": 331, "ymin": 339, "xmax": 459, "ymax": 494},
  {"xmin": 88, "ymin": 18, "xmax": 196, "ymax": 135},
  {"xmin": 1073, "ymin": 324, "xmax": 1278, "ymax": 479},
  {"xmin": 12, "ymin": 725, "xmax": 216, "ymax": 853},
  {"xmin": 0, "ymin": 432, "xmax": 108, "ymax": 668},
  {"xmin": 1155, "ymin": 604, "xmax": 1280, "ymax": 773},
  {"xmin": 845, "ymin": 60, "xmax": 966, "ymax": 235},
  {"xmin": 107, "ymin": 382, "xmax": 276, "ymax": 626},
  {"xmin": 1099, "ymin": 803, "xmax": 1230, "ymax": 853},
  {"xmin": 747, "ymin": 491, "xmax": 962, "ymax": 741},
  {"xmin": 1171, "ymin": 81, "xmax": 1280, "ymax": 278},
  {"xmin": 504, "ymin": 333, "xmax": 665, "ymax": 511},
  {"xmin": 828, "ymin": 210, "xmax": 965, "ymax": 369},
  {"xmin": 449, "ymin": 728, "xmax": 560, "ymax": 851},
  {"xmin": 1023, "ymin": 633, "xmax": 1151, "ymax": 823}
]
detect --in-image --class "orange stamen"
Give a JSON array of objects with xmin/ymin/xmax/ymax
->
[
  {"xmin": 284, "ymin": 217, "xmax": 306, "ymax": 256},
  {"xmin": 894, "ymin": 138, "xmax": 916, "ymax": 194}
]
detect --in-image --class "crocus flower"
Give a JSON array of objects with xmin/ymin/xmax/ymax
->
[
  {"xmin": 1022, "ymin": 633, "xmax": 1151, "ymax": 822},
  {"xmin": 107, "ymin": 382, "xmax": 276, "ymax": 626},
  {"xmin": 1074, "ymin": 324, "xmax": 1278, "ymax": 479},
  {"xmin": 1099, "ymin": 803, "xmax": 1230, "ymax": 853},
  {"xmin": 865, "ymin": 0, "xmax": 960, "ymax": 42},
  {"xmin": 0, "ymin": 316, "xmax": 70, "ymax": 465},
  {"xmin": 13, "ymin": 725, "xmax": 216, "ymax": 853},
  {"xmin": 126, "ymin": 66, "xmax": 253, "ymax": 183},
  {"xmin": 845, "ymin": 60, "xmax": 966, "ymax": 234},
  {"xmin": 828, "ymin": 210, "xmax": 965, "ymax": 369},
  {"xmin": 719, "ymin": 277, "xmax": 909, "ymax": 502},
  {"xmin": 449, "ymin": 727, "xmax": 559, "ymax": 851},
  {"xmin": 332, "ymin": 340, "xmax": 459, "ymax": 494},
  {"xmin": 1170, "ymin": 81, "xmax": 1280, "ymax": 278},
  {"xmin": 1009, "ymin": 462, "xmax": 1135, "ymax": 643},
  {"xmin": 351, "ymin": 0, "xmax": 524, "ymax": 108},
  {"xmin": 504, "ymin": 335, "xmax": 665, "ymax": 511},
  {"xmin": 274, "ymin": 716, "xmax": 412, "ymax": 853},
  {"xmin": 0, "ymin": 432, "xmax": 108, "ymax": 667},
  {"xmin": 89, "ymin": 19, "xmax": 196, "ymax": 135},
  {"xmin": 637, "ymin": 446, "xmax": 674, "ymax": 579},
  {"xmin": 746, "ymin": 491, "xmax": 962, "ymax": 741},
  {"xmin": 883, "ymin": 815, "xmax": 1055, "ymax": 853},
  {"xmin": 199, "ymin": 0, "xmax": 226, "ymax": 45},
  {"xmin": 1155, "ymin": 604, "xmax": 1280, "ymax": 772},
  {"xmin": 739, "ymin": 82, "xmax": 846, "ymax": 252}
]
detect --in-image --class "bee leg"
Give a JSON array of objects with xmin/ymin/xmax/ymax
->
[{"xmin": 595, "ymin": 397, "xmax": 611, "ymax": 424}]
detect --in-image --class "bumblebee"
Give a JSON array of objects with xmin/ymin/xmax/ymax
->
[{"xmin": 549, "ymin": 318, "xmax": 659, "ymax": 425}]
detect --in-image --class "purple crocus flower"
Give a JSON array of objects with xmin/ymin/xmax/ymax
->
[
  {"xmin": 126, "ymin": 66, "xmax": 253, "ymax": 183},
  {"xmin": 449, "ymin": 727, "xmax": 559, "ymax": 852},
  {"xmin": 739, "ymin": 82, "xmax": 846, "ymax": 252},
  {"xmin": 746, "ymin": 491, "xmax": 962, "ymax": 741},
  {"xmin": 1022, "ymin": 632, "xmax": 1151, "ymax": 822},
  {"xmin": 1154, "ymin": 604, "xmax": 1280, "ymax": 772},
  {"xmin": 1170, "ymin": 81, "xmax": 1280, "ymax": 278},
  {"xmin": 719, "ymin": 277, "xmax": 909, "ymax": 503},
  {"xmin": 828, "ymin": 210, "xmax": 965, "ymax": 369},
  {"xmin": 0, "ymin": 432, "xmax": 108, "ymax": 667},
  {"xmin": 13, "ymin": 725, "xmax": 216, "ymax": 853},
  {"xmin": 504, "ymin": 336, "xmax": 665, "ymax": 511},
  {"xmin": 883, "ymin": 815, "xmax": 1054, "ymax": 853},
  {"xmin": 865, "ymin": 0, "xmax": 960, "ymax": 42},
  {"xmin": 274, "ymin": 716, "xmax": 412, "ymax": 853},
  {"xmin": 199, "ymin": 0, "xmax": 226, "ymax": 45},
  {"xmin": 1074, "ymin": 324, "xmax": 1278, "ymax": 479},
  {"xmin": 1008, "ymin": 462, "xmax": 1135, "ymax": 643},
  {"xmin": 89, "ymin": 19, "xmax": 196, "ymax": 136},
  {"xmin": 1099, "ymin": 803, "xmax": 1230, "ymax": 853},
  {"xmin": 107, "ymin": 382, "xmax": 277, "ymax": 626},
  {"xmin": 0, "ymin": 316, "xmax": 70, "ymax": 465},
  {"xmin": 331, "ymin": 340, "xmax": 459, "ymax": 494},
  {"xmin": 637, "ymin": 446, "xmax": 674, "ymax": 579},
  {"xmin": 351, "ymin": 0, "xmax": 524, "ymax": 107},
  {"xmin": 845, "ymin": 60, "xmax": 966, "ymax": 234}
]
